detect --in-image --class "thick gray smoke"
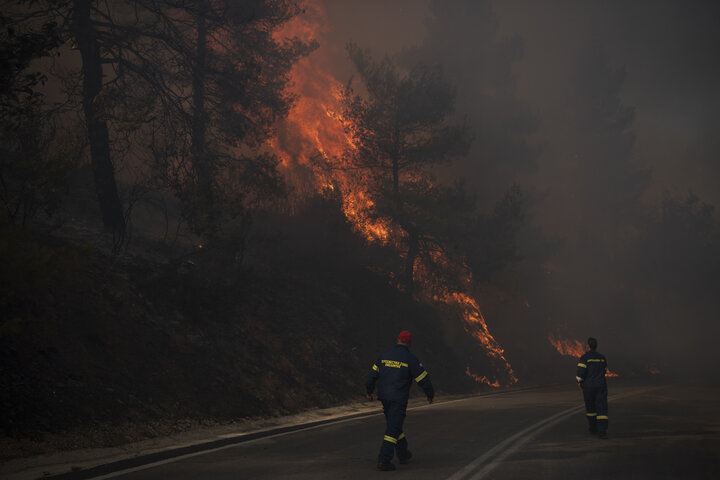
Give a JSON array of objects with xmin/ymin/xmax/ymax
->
[{"xmin": 319, "ymin": 0, "xmax": 720, "ymax": 377}]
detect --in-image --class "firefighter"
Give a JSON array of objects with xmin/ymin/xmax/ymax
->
[
  {"xmin": 366, "ymin": 330, "xmax": 434, "ymax": 471},
  {"xmin": 576, "ymin": 337, "xmax": 609, "ymax": 438}
]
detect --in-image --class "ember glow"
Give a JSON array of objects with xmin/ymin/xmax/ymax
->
[{"xmin": 272, "ymin": 0, "xmax": 515, "ymax": 387}]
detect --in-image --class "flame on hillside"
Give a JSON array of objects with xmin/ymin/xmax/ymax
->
[
  {"xmin": 272, "ymin": 0, "xmax": 515, "ymax": 386},
  {"xmin": 444, "ymin": 292, "xmax": 516, "ymax": 384},
  {"xmin": 465, "ymin": 367, "xmax": 501, "ymax": 388},
  {"xmin": 272, "ymin": 2, "xmax": 390, "ymax": 242}
]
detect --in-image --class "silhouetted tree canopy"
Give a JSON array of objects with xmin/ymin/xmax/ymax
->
[
  {"xmin": 2, "ymin": 0, "xmax": 315, "ymax": 251},
  {"xmin": 0, "ymin": 13, "xmax": 60, "ymax": 117},
  {"xmin": 133, "ymin": 0, "xmax": 317, "ymax": 240},
  {"xmin": 401, "ymin": 0, "xmax": 539, "ymax": 203},
  {"xmin": 465, "ymin": 184, "xmax": 525, "ymax": 283},
  {"xmin": 340, "ymin": 43, "xmax": 471, "ymax": 289},
  {"xmin": 0, "ymin": 10, "xmax": 75, "ymax": 227}
]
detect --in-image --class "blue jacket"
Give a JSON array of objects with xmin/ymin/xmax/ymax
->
[
  {"xmin": 576, "ymin": 349, "xmax": 607, "ymax": 389},
  {"xmin": 366, "ymin": 344, "xmax": 434, "ymax": 403}
]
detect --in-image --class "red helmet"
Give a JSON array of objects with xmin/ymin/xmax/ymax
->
[{"xmin": 397, "ymin": 330, "xmax": 412, "ymax": 345}]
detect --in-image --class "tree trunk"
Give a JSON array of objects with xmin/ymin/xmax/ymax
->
[
  {"xmin": 404, "ymin": 227, "xmax": 419, "ymax": 292},
  {"xmin": 190, "ymin": 3, "xmax": 213, "ymax": 233},
  {"xmin": 392, "ymin": 155, "xmax": 399, "ymax": 201},
  {"xmin": 392, "ymin": 118, "xmax": 400, "ymax": 206},
  {"xmin": 72, "ymin": 0, "xmax": 125, "ymax": 238}
]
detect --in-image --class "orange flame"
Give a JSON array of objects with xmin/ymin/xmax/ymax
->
[
  {"xmin": 549, "ymin": 334, "xmax": 619, "ymax": 377},
  {"xmin": 273, "ymin": 1, "xmax": 391, "ymax": 241},
  {"xmin": 272, "ymin": 0, "xmax": 514, "ymax": 386},
  {"xmin": 443, "ymin": 292, "xmax": 516, "ymax": 384},
  {"xmin": 465, "ymin": 366, "xmax": 501, "ymax": 388},
  {"xmin": 548, "ymin": 334, "xmax": 586, "ymax": 357}
]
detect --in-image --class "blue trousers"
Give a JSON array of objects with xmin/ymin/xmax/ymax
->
[
  {"xmin": 378, "ymin": 400, "xmax": 410, "ymax": 463},
  {"xmin": 583, "ymin": 385, "xmax": 608, "ymax": 433}
]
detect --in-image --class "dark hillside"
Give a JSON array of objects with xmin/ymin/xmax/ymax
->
[{"xmin": 0, "ymin": 200, "xmax": 478, "ymax": 459}]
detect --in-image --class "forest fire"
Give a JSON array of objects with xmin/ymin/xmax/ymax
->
[
  {"xmin": 445, "ymin": 292, "xmax": 517, "ymax": 384},
  {"xmin": 465, "ymin": 367, "xmax": 501, "ymax": 388},
  {"xmin": 272, "ymin": 0, "xmax": 515, "ymax": 387},
  {"xmin": 2, "ymin": 0, "xmax": 718, "ymax": 469},
  {"xmin": 272, "ymin": 1, "xmax": 391, "ymax": 243},
  {"xmin": 548, "ymin": 334, "xmax": 619, "ymax": 377}
]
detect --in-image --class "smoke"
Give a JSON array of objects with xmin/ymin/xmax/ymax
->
[
  {"xmin": 490, "ymin": 0, "xmax": 720, "ymax": 375},
  {"xmin": 492, "ymin": 0, "xmax": 720, "ymax": 205},
  {"xmin": 308, "ymin": 0, "xmax": 720, "ymax": 379}
]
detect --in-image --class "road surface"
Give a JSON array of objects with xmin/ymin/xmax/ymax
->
[{"xmin": 45, "ymin": 379, "xmax": 719, "ymax": 479}]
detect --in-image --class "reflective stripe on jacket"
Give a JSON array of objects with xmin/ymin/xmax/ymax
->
[
  {"xmin": 576, "ymin": 350, "xmax": 607, "ymax": 388},
  {"xmin": 366, "ymin": 344, "xmax": 434, "ymax": 402}
]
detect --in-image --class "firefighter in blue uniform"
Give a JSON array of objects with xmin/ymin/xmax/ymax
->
[
  {"xmin": 576, "ymin": 337, "xmax": 609, "ymax": 438},
  {"xmin": 366, "ymin": 330, "xmax": 434, "ymax": 471}
]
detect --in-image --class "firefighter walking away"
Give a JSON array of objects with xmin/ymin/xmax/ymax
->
[
  {"xmin": 366, "ymin": 330, "xmax": 434, "ymax": 471},
  {"xmin": 576, "ymin": 337, "xmax": 609, "ymax": 438}
]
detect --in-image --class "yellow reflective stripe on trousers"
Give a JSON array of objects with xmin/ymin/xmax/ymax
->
[
  {"xmin": 577, "ymin": 363, "xmax": 587, "ymax": 368},
  {"xmin": 586, "ymin": 412, "xmax": 597, "ymax": 416},
  {"xmin": 372, "ymin": 364, "xmax": 379, "ymax": 372},
  {"xmin": 415, "ymin": 371, "xmax": 428, "ymax": 382},
  {"xmin": 398, "ymin": 433, "xmax": 405, "ymax": 440},
  {"xmin": 384, "ymin": 435, "xmax": 398, "ymax": 444},
  {"xmin": 597, "ymin": 415, "xmax": 609, "ymax": 420}
]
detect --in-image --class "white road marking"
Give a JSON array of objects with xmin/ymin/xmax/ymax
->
[
  {"xmin": 78, "ymin": 390, "xmax": 526, "ymax": 479},
  {"xmin": 447, "ymin": 386, "xmax": 663, "ymax": 480},
  {"xmin": 445, "ymin": 405, "xmax": 584, "ymax": 480},
  {"xmin": 53, "ymin": 385, "xmax": 659, "ymax": 479}
]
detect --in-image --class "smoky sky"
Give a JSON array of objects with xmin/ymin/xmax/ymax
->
[
  {"xmin": 320, "ymin": 0, "xmax": 720, "ymax": 207},
  {"xmin": 493, "ymin": 0, "xmax": 720, "ymax": 214}
]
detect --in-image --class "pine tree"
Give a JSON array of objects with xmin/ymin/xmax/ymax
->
[{"xmin": 340, "ymin": 43, "xmax": 471, "ymax": 290}]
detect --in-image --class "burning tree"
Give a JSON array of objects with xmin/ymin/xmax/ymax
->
[
  {"xmin": 136, "ymin": 0, "xmax": 317, "ymax": 241},
  {"xmin": 269, "ymin": 4, "xmax": 518, "ymax": 386},
  {"xmin": 5, "ymin": 0, "xmax": 315, "ymax": 252},
  {"xmin": 339, "ymin": 43, "xmax": 471, "ymax": 291}
]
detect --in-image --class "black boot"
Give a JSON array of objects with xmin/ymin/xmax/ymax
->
[
  {"xmin": 377, "ymin": 462, "xmax": 396, "ymax": 471},
  {"xmin": 399, "ymin": 451, "xmax": 413, "ymax": 464}
]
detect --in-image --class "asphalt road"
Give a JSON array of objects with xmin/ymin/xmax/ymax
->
[{"xmin": 47, "ymin": 379, "xmax": 720, "ymax": 479}]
